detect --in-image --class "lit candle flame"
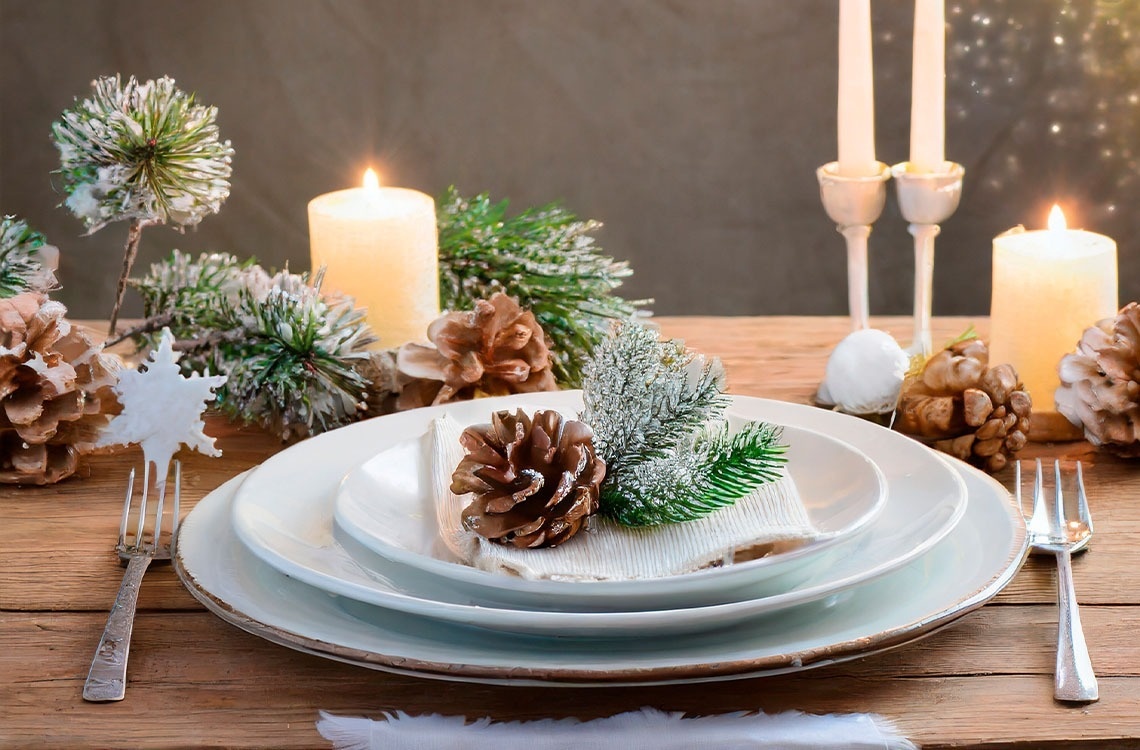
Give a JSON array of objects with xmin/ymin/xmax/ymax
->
[
  {"xmin": 363, "ymin": 168, "xmax": 380, "ymax": 191},
  {"xmin": 1048, "ymin": 204, "xmax": 1067, "ymax": 231}
]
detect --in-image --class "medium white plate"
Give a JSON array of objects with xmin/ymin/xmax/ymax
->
[
  {"xmin": 334, "ymin": 417, "xmax": 887, "ymax": 599},
  {"xmin": 228, "ymin": 395, "xmax": 967, "ymax": 635},
  {"xmin": 177, "ymin": 457, "xmax": 1026, "ymax": 685}
]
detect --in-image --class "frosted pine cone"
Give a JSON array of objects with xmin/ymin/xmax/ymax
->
[
  {"xmin": 396, "ymin": 293, "xmax": 557, "ymax": 410},
  {"xmin": 0, "ymin": 292, "xmax": 120, "ymax": 484},
  {"xmin": 1056, "ymin": 303, "xmax": 1140, "ymax": 455},
  {"xmin": 452, "ymin": 409, "xmax": 605, "ymax": 548},
  {"xmin": 895, "ymin": 337, "xmax": 1031, "ymax": 473}
]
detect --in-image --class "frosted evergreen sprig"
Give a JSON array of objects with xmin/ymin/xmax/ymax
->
[
  {"xmin": 52, "ymin": 75, "xmax": 233, "ymax": 232},
  {"xmin": 52, "ymin": 74, "xmax": 234, "ymax": 334},
  {"xmin": 581, "ymin": 323, "xmax": 787, "ymax": 527},
  {"xmin": 437, "ymin": 187, "xmax": 649, "ymax": 386},
  {"xmin": 129, "ymin": 250, "xmax": 251, "ymax": 363},
  {"xmin": 0, "ymin": 216, "xmax": 59, "ymax": 298},
  {"xmin": 601, "ymin": 422, "xmax": 787, "ymax": 526},
  {"xmin": 213, "ymin": 272, "xmax": 374, "ymax": 439},
  {"xmin": 582, "ymin": 321, "xmax": 726, "ymax": 469},
  {"xmin": 129, "ymin": 251, "xmax": 375, "ymax": 440}
]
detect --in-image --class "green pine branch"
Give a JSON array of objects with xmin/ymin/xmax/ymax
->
[
  {"xmin": 582, "ymin": 323, "xmax": 788, "ymax": 527},
  {"xmin": 436, "ymin": 187, "xmax": 650, "ymax": 386},
  {"xmin": 600, "ymin": 422, "xmax": 788, "ymax": 527},
  {"xmin": 0, "ymin": 216, "xmax": 57, "ymax": 298}
]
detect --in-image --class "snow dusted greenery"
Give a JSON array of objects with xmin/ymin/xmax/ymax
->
[
  {"xmin": 130, "ymin": 251, "xmax": 375, "ymax": 440},
  {"xmin": 0, "ymin": 216, "xmax": 59, "ymax": 298},
  {"xmin": 437, "ymin": 188, "xmax": 648, "ymax": 386},
  {"xmin": 52, "ymin": 74, "xmax": 234, "ymax": 332},
  {"xmin": 581, "ymin": 323, "xmax": 787, "ymax": 526},
  {"xmin": 52, "ymin": 75, "xmax": 233, "ymax": 232}
]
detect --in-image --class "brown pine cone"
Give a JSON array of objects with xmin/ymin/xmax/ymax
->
[
  {"xmin": 0, "ymin": 293, "xmax": 120, "ymax": 484},
  {"xmin": 895, "ymin": 337, "xmax": 1031, "ymax": 473},
  {"xmin": 395, "ymin": 294, "xmax": 557, "ymax": 410},
  {"xmin": 451, "ymin": 409, "xmax": 606, "ymax": 549},
  {"xmin": 1056, "ymin": 302, "xmax": 1140, "ymax": 456}
]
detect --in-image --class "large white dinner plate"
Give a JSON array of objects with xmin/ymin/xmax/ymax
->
[
  {"xmin": 176, "ymin": 457, "xmax": 1026, "ymax": 686},
  {"xmin": 334, "ymin": 417, "xmax": 888, "ymax": 598},
  {"xmin": 227, "ymin": 394, "xmax": 966, "ymax": 635}
]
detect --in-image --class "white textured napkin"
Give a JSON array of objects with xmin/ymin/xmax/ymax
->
[
  {"xmin": 316, "ymin": 708, "xmax": 917, "ymax": 749},
  {"xmin": 432, "ymin": 415, "xmax": 820, "ymax": 581}
]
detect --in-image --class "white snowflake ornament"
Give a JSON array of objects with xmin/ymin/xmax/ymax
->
[{"xmin": 98, "ymin": 328, "xmax": 226, "ymax": 483}]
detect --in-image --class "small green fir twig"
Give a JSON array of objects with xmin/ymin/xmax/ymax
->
[
  {"xmin": 436, "ymin": 187, "xmax": 649, "ymax": 386},
  {"xmin": 0, "ymin": 216, "xmax": 58, "ymax": 298},
  {"xmin": 129, "ymin": 251, "xmax": 374, "ymax": 439},
  {"xmin": 581, "ymin": 322, "xmax": 787, "ymax": 527}
]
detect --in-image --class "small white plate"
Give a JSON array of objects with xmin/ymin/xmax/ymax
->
[
  {"xmin": 229, "ymin": 394, "xmax": 967, "ymax": 635},
  {"xmin": 178, "ymin": 456, "xmax": 1025, "ymax": 685},
  {"xmin": 334, "ymin": 419, "xmax": 887, "ymax": 602}
]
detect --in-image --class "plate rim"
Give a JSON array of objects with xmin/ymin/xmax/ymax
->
[
  {"xmin": 175, "ymin": 459, "xmax": 1027, "ymax": 685},
  {"xmin": 224, "ymin": 394, "xmax": 970, "ymax": 633}
]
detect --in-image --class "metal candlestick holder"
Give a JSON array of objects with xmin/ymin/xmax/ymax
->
[
  {"xmin": 817, "ymin": 162, "xmax": 892, "ymax": 331},
  {"xmin": 890, "ymin": 162, "xmax": 965, "ymax": 356}
]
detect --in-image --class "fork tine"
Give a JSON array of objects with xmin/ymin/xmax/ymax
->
[
  {"xmin": 117, "ymin": 467, "xmax": 135, "ymax": 548},
  {"xmin": 1016, "ymin": 460, "xmax": 1023, "ymax": 516},
  {"xmin": 134, "ymin": 461, "xmax": 151, "ymax": 548},
  {"xmin": 1054, "ymin": 459, "xmax": 1066, "ymax": 538},
  {"xmin": 1076, "ymin": 461, "xmax": 1093, "ymax": 534},
  {"xmin": 171, "ymin": 460, "xmax": 182, "ymax": 549},
  {"xmin": 1032, "ymin": 458, "xmax": 1047, "ymax": 533},
  {"xmin": 152, "ymin": 466, "xmax": 167, "ymax": 551}
]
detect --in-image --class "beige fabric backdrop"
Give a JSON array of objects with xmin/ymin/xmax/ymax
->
[{"xmin": 1, "ymin": 0, "xmax": 1136, "ymax": 319}]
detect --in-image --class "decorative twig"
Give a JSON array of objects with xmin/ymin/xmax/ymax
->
[
  {"xmin": 104, "ymin": 310, "xmax": 176, "ymax": 348},
  {"xmin": 108, "ymin": 218, "xmax": 144, "ymax": 335}
]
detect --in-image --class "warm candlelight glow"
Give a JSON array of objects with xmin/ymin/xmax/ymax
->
[
  {"xmin": 363, "ymin": 168, "xmax": 380, "ymax": 191},
  {"xmin": 1048, "ymin": 204, "xmax": 1067, "ymax": 231}
]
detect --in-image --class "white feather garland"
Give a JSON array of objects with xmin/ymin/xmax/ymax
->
[{"xmin": 316, "ymin": 707, "xmax": 917, "ymax": 750}]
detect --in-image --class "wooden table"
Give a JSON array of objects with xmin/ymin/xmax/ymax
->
[{"xmin": 3, "ymin": 316, "xmax": 1139, "ymax": 748}]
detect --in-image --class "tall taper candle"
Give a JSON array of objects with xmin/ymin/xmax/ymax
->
[
  {"xmin": 837, "ymin": 0, "xmax": 877, "ymax": 177},
  {"xmin": 910, "ymin": 0, "xmax": 945, "ymax": 173}
]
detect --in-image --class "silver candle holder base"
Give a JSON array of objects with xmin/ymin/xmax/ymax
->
[
  {"xmin": 817, "ymin": 161, "xmax": 892, "ymax": 331},
  {"xmin": 890, "ymin": 161, "xmax": 965, "ymax": 356}
]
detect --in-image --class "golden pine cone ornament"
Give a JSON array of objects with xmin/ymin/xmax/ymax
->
[
  {"xmin": 0, "ymin": 292, "xmax": 120, "ymax": 484},
  {"xmin": 451, "ymin": 409, "xmax": 606, "ymax": 549},
  {"xmin": 1056, "ymin": 302, "xmax": 1140, "ymax": 456},
  {"xmin": 395, "ymin": 294, "xmax": 557, "ymax": 410},
  {"xmin": 895, "ymin": 337, "xmax": 1031, "ymax": 473}
]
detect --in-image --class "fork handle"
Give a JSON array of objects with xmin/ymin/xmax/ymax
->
[
  {"xmin": 1054, "ymin": 548, "xmax": 1099, "ymax": 703},
  {"xmin": 83, "ymin": 555, "xmax": 153, "ymax": 702}
]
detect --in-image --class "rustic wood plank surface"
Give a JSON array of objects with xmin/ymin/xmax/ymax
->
[{"xmin": 2, "ymin": 316, "xmax": 1139, "ymax": 748}]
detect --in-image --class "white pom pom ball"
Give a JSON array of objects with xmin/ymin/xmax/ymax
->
[{"xmin": 820, "ymin": 329, "xmax": 909, "ymax": 415}]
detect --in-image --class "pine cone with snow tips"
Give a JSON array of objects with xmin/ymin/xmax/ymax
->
[
  {"xmin": 452, "ymin": 409, "xmax": 605, "ymax": 548},
  {"xmin": 0, "ymin": 292, "xmax": 120, "ymax": 484}
]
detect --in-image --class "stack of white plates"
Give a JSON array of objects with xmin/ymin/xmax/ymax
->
[{"xmin": 175, "ymin": 391, "xmax": 1028, "ymax": 686}]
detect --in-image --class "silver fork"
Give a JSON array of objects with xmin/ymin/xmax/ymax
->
[
  {"xmin": 1019, "ymin": 458, "xmax": 1098, "ymax": 703},
  {"xmin": 83, "ymin": 461, "xmax": 181, "ymax": 702}
]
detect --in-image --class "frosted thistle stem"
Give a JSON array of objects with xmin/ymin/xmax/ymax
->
[{"xmin": 108, "ymin": 219, "xmax": 144, "ymax": 336}]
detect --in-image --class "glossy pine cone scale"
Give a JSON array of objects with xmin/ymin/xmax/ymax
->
[{"xmin": 451, "ymin": 408, "xmax": 605, "ymax": 549}]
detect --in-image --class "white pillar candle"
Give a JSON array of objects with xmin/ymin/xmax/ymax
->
[
  {"xmin": 308, "ymin": 169, "xmax": 440, "ymax": 348},
  {"xmin": 837, "ymin": 0, "xmax": 878, "ymax": 177},
  {"xmin": 990, "ymin": 206, "xmax": 1118, "ymax": 410},
  {"xmin": 909, "ymin": 0, "xmax": 945, "ymax": 173}
]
